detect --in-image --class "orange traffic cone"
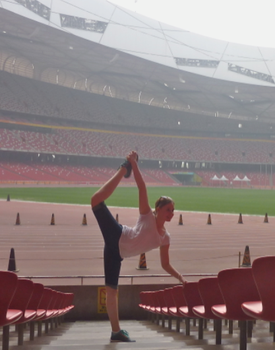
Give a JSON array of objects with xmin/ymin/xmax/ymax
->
[
  {"xmin": 136, "ymin": 253, "xmax": 149, "ymax": 270},
  {"xmin": 8, "ymin": 248, "xmax": 19, "ymax": 272},
  {"xmin": 207, "ymin": 214, "xmax": 212, "ymax": 225},
  {"xmin": 15, "ymin": 213, "xmax": 20, "ymax": 225},
  {"xmin": 238, "ymin": 213, "xmax": 243, "ymax": 224},
  {"xmin": 82, "ymin": 214, "xmax": 87, "ymax": 225},
  {"xmin": 241, "ymin": 245, "xmax": 251, "ymax": 267},
  {"xmin": 264, "ymin": 213, "xmax": 268, "ymax": 223},
  {"xmin": 116, "ymin": 214, "xmax": 119, "ymax": 223},
  {"xmin": 178, "ymin": 214, "xmax": 183, "ymax": 225},
  {"xmin": 50, "ymin": 213, "xmax": 55, "ymax": 225}
]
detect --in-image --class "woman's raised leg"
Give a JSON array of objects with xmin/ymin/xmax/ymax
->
[{"xmin": 91, "ymin": 167, "xmax": 126, "ymax": 208}]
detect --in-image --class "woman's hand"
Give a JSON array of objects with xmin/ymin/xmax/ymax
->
[
  {"xmin": 178, "ymin": 274, "xmax": 187, "ymax": 287},
  {"xmin": 127, "ymin": 151, "xmax": 138, "ymax": 165}
]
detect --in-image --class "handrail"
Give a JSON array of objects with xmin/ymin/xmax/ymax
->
[{"xmin": 22, "ymin": 273, "xmax": 218, "ymax": 286}]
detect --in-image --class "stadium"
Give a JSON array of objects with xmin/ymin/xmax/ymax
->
[{"xmin": 1, "ymin": 1, "xmax": 275, "ymax": 349}]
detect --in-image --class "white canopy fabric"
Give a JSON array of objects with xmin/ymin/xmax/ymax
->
[
  {"xmin": 220, "ymin": 175, "xmax": 228, "ymax": 181},
  {"xmin": 233, "ymin": 175, "xmax": 251, "ymax": 182},
  {"xmin": 211, "ymin": 175, "xmax": 220, "ymax": 180}
]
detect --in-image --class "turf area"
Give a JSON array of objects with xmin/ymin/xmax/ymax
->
[{"xmin": 0, "ymin": 186, "xmax": 273, "ymax": 216}]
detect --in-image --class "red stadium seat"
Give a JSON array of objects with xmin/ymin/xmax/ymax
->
[
  {"xmin": 9, "ymin": 278, "xmax": 36, "ymax": 345},
  {"xmin": 0, "ymin": 271, "xmax": 22, "ymax": 350},
  {"xmin": 193, "ymin": 277, "xmax": 225, "ymax": 344},
  {"xmin": 212, "ymin": 268, "xmax": 260, "ymax": 350},
  {"xmin": 170, "ymin": 285, "xmax": 187, "ymax": 332},
  {"xmin": 162, "ymin": 287, "xmax": 176, "ymax": 330},
  {"xmin": 242, "ymin": 256, "xmax": 275, "ymax": 341},
  {"xmin": 178, "ymin": 282, "xmax": 203, "ymax": 337},
  {"xmin": 27, "ymin": 283, "xmax": 47, "ymax": 340}
]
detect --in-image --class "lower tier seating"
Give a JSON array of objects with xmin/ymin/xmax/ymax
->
[
  {"xmin": 139, "ymin": 256, "xmax": 275, "ymax": 350},
  {"xmin": 0, "ymin": 271, "xmax": 74, "ymax": 350}
]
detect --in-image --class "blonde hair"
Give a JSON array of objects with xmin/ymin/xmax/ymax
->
[{"xmin": 154, "ymin": 196, "xmax": 174, "ymax": 211}]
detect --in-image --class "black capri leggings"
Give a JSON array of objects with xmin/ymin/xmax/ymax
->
[{"xmin": 92, "ymin": 202, "xmax": 123, "ymax": 289}]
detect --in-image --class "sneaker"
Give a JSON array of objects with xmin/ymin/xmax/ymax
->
[
  {"xmin": 120, "ymin": 159, "xmax": 132, "ymax": 178},
  {"xmin": 110, "ymin": 329, "xmax": 136, "ymax": 342},
  {"xmin": 119, "ymin": 154, "xmax": 139, "ymax": 178}
]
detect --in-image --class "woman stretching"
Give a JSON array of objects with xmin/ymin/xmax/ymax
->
[{"xmin": 91, "ymin": 151, "xmax": 186, "ymax": 342}]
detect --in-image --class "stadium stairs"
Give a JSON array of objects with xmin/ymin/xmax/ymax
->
[{"xmin": 5, "ymin": 318, "xmax": 274, "ymax": 350}]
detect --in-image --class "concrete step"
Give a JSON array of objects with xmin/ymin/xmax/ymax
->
[{"xmin": 5, "ymin": 319, "xmax": 275, "ymax": 350}]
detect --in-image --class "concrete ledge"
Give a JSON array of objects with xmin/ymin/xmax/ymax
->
[{"xmin": 51, "ymin": 284, "xmax": 173, "ymax": 321}]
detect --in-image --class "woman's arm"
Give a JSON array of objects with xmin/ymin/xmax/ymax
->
[
  {"xmin": 160, "ymin": 244, "xmax": 186, "ymax": 285},
  {"xmin": 128, "ymin": 152, "xmax": 151, "ymax": 215}
]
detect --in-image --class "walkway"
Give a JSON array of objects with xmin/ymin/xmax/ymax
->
[{"xmin": 6, "ymin": 319, "xmax": 275, "ymax": 350}]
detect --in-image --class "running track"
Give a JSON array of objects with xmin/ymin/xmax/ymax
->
[{"xmin": 0, "ymin": 200, "xmax": 274, "ymax": 285}]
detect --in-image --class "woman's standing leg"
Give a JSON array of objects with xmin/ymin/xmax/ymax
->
[
  {"xmin": 91, "ymin": 167, "xmax": 124, "ymax": 333},
  {"xmin": 91, "ymin": 162, "xmax": 135, "ymax": 341},
  {"xmin": 106, "ymin": 286, "xmax": 120, "ymax": 331}
]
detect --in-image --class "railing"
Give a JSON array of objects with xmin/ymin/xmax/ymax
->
[{"xmin": 22, "ymin": 273, "xmax": 218, "ymax": 286}]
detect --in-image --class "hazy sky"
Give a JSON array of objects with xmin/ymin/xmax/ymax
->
[{"xmin": 109, "ymin": 0, "xmax": 275, "ymax": 48}]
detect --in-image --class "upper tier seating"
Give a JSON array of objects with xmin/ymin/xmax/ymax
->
[
  {"xmin": 0, "ymin": 70, "xmax": 272, "ymax": 136},
  {"xmin": 1, "ymin": 126, "xmax": 275, "ymax": 164}
]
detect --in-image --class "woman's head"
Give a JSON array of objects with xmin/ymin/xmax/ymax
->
[
  {"xmin": 154, "ymin": 196, "xmax": 175, "ymax": 222},
  {"xmin": 155, "ymin": 196, "xmax": 174, "ymax": 210}
]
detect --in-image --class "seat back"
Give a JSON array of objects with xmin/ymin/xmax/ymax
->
[
  {"xmin": 53, "ymin": 291, "xmax": 64, "ymax": 310},
  {"xmin": 9, "ymin": 278, "xmax": 34, "ymax": 313},
  {"xmin": 163, "ymin": 288, "xmax": 175, "ymax": 308},
  {"xmin": 147, "ymin": 291, "xmax": 157, "ymax": 312},
  {"xmin": 139, "ymin": 291, "xmax": 147, "ymax": 308},
  {"xmin": 154, "ymin": 290, "xmax": 165, "ymax": 313},
  {"xmin": 182, "ymin": 282, "xmax": 203, "ymax": 317},
  {"xmin": 27, "ymin": 283, "xmax": 44, "ymax": 310},
  {"xmin": 139, "ymin": 291, "xmax": 152, "ymax": 309},
  {"xmin": 64, "ymin": 293, "xmax": 74, "ymax": 308},
  {"xmin": 48, "ymin": 290, "xmax": 59, "ymax": 311},
  {"xmin": 252, "ymin": 256, "xmax": 275, "ymax": 318},
  {"xmin": 62, "ymin": 293, "xmax": 74, "ymax": 312},
  {"xmin": 218, "ymin": 268, "xmax": 260, "ymax": 320},
  {"xmin": 198, "ymin": 277, "xmax": 224, "ymax": 319},
  {"xmin": 171, "ymin": 285, "xmax": 187, "ymax": 309},
  {"xmin": 0, "ymin": 271, "xmax": 18, "ymax": 326},
  {"xmin": 37, "ymin": 287, "xmax": 53, "ymax": 310}
]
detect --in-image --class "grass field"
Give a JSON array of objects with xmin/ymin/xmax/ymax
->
[{"xmin": 0, "ymin": 186, "xmax": 274, "ymax": 216}]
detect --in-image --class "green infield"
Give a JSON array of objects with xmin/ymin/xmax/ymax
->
[{"xmin": 0, "ymin": 186, "xmax": 274, "ymax": 216}]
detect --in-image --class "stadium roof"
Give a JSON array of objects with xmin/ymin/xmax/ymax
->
[{"xmin": 0, "ymin": 1, "xmax": 275, "ymax": 127}]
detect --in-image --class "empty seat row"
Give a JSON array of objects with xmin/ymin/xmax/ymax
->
[
  {"xmin": 139, "ymin": 255, "xmax": 275, "ymax": 350},
  {"xmin": 0, "ymin": 271, "xmax": 74, "ymax": 350},
  {"xmin": 1, "ymin": 124, "xmax": 275, "ymax": 164}
]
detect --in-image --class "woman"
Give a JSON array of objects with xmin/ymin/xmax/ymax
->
[{"xmin": 91, "ymin": 151, "xmax": 186, "ymax": 342}]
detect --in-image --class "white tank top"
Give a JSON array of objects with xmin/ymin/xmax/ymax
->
[{"xmin": 119, "ymin": 210, "xmax": 170, "ymax": 259}]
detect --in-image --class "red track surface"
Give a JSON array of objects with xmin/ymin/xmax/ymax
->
[{"xmin": 1, "ymin": 200, "xmax": 275, "ymax": 285}]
